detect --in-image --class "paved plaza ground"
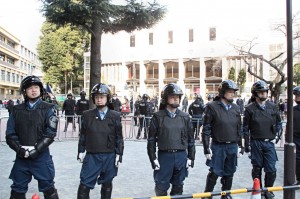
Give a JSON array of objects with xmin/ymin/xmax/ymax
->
[{"xmin": 0, "ymin": 109, "xmax": 298, "ymax": 198}]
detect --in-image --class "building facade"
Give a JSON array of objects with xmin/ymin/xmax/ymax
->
[{"xmin": 0, "ymin": 26, "xmax": 42, "ymax": 100}]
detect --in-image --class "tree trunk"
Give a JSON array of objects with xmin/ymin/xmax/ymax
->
[{"xmin": 89, "ymin": 20, "xmax": 102, "ymax": 107}]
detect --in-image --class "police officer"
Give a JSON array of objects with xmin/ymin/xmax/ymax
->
[
  {"xmin": 76, "ymin": 90, "xmax": 90, "ymax": 131},
  {"xmin": 77, "ymin": 83, "xmax": 124, "ymax": 199},
  {"xmin": 62, "ymin": 93, "xmax": 76, "ymax": 132},
  {"xmin": 188, "ymin": 94, "xmax": 205, "ymax": 140},
  {"xmin": 6, "ymin": 75, "xmax": 59, "ymax": 199},
  {"xmin": 201, "ymin": 80, "xmax": 242, "ymax": 199},
  {"xmin": 147, "ymin": 83, "xmax": 195, "ymax": 196},
  {"xmin": 207, "ymin": 94, "xmax": 214, "ymax": 103},
  {"xmin": 133, "ymin": 95, "xmax": 142, "ymax": 126},
  {"xmin": 243, "ymin": 80, "xmax": 282, "ymax": 199},
  {"xmin": 293, "ymin": 86, "xmax": 300, "ymax": 185},
  {"xmin": 136, "ymin": 94, "xmax": 153, "ymax": 139}
]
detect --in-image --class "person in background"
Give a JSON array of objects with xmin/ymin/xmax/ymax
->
[
  {"xmin": 6, "ymin": 75, "xmax": 59, "ymax": 199},
  {"xmin": 77, "ymin": 83, "xmax": 124, "ymax": 199},
  {"xmin": 133, "ymin": 95, "xmax": 141, "ymax": 126},
  {"xmin": 201, "ymin": 80, "xmax": 242, "ymax": 199},
  {"xmin": 76, "ymin": 91, "xmax": 90, "ymax": 131},
  {"xmin": 7, "ymin": 97, "xmax": 15, "ymax": 115},
  {"xmin": 188, "ymin": 94, "xmax": 205, "ymax": 140},
  {"xmin": 181, "ymin": 95, "xmax": 188, "ymax": 112},
  {"xmin": 292, "ymin": 86, "xmax": 300, "ymax": 185},
  {"xmin": 235, "ymin": 95, "xmax": 245, "ymax": 115},
  {"xmin": 147, "ymin": 83, "xmax": 195, "ymax": 196},
  {"xmin": 111, "ymin": 93, "xmax": 122, "ymax": 112},
  {"xmin": 243, "ymin": 80, "xmax": 282, "ymax": 199},
  {"xmin": 136, "ymin": 94, "xmax": 153, "ymax": 139},
  {"xmin": 62, "ymin": 93, "xmax": 76, "ymax": 132}
]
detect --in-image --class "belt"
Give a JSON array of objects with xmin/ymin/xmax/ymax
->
[
  {"xmin": 253, "ymin": 138, "xmax": 274, "ymax": 142},
  {"xmin": 159, "ymin": 149, "xmax": 184, "ymax": 153},
  {"xmin": 212, "ymin": 140, "xmax": 237, "ymax": 144}
]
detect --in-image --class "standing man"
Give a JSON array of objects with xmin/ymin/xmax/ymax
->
[
  {"xmin": 77, "ymin": 83, "xmax": 124, "ymax": 199},
  {"xmin": 201, "ymin": 80, "xmax": 242, "ymax": 199},
  {"xmin": 181, "ymin": 95, "xmax": 188, "ymax": 112},
  {"xmin": 293, "ymin": 86, "xmax": 300, "ymax": 185},
  {"xmin": 236, "ymin": 95, "xmax": 245, "ymax": 115},
  {"xmin": 62, "ymin": 93, "xmax": 76, "ymax": 132},
  {"xmin": 243, "ymin": 80, "xmax": 282, "ymax": 199},
  {"xmin": 6, "ymin": 75, "xmax": 59, "ymax": 199},
  {"xmin": 111, "ymin": 93, "xmax": 122, "ymax": 112},
  {"xmin": 76, "ymin": 90, "xmax": 90, "ymax": 131},
  {"xmin": 7, "ymin": 97, "xmax": 14, "ymax": 115},
  {"xmin": 136, "ymin": 94, "xmax": 153, "ymax": 139},
  {"xmin": 147, "ymin": 83, "xmax": 195, "ymax": 196},
  {"xmin": 188, "ymin": 94, "xmax": 205, "ymax": 140}
]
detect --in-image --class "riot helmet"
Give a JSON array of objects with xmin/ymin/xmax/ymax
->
[
  {"xmin": 251, "ymin": 80, "xmax": 269, "ymax": 101},
  {"xmin": 142, "ymin": 94, "xmax": 149, "ymax": 101},
  {"xmin": 293, "ymin": 86, "xmax": 300, "ymax": 105},
  {"xmin": 80, "ymin": 90, "xmax": 86, "ymax": 96},
  {"xmin": 218, "ymin": 80, "xmax": 238, "ymax": 103},
  {"xmin": 160, "ymin": 83, "xmax": 183, "ymax": 109},
  {"xmin": 293, "ymin": 86, "xmax": 300, "ymax": 96},
  {"xmin": 91, "ymin": 83, "xmax": 111, "ymax": 104},
  {"xmin": 20, "ymin": 75, "xmax": 43, "ymax": 100},
  {"xmin": 207, "ymin": 94, "xmax": 214, "ymax": 101},
  {"xmin": 67, "ymin": 93, "xmax": 73, "ymax": 99},
  {"xmin": 218, "ymin": 80, "xmax": 238, "ymax": 96}
]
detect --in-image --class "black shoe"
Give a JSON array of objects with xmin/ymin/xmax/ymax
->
[{"xmin": 264, "ymin": 192, "xmax": 274, "ymax": 199}]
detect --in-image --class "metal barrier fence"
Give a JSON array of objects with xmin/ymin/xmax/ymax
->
[
  {"xmin": 0, "ymin": 114, "xmax": 287, "ymax": 146},
  {"xmin": 113, "ymin": 184, "xmax": 300, "ymax": 199}
]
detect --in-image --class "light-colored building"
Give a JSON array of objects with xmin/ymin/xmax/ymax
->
[
  {"xmin": 83, "ymin": 2, "xmax": 299, "ymax": 102},
  {"xmin": 0, "ymin": 26, "xmax": 42, "ymax": 100}
]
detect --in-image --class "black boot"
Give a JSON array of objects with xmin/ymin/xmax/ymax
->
[
  {"xmin": 155, "ymin": 186, "xmax": 167, "ymax": 196},
  {"xmin": 10, "ymin": 190, "xmax": 25, "ymax": 199},
  {"xmin": 220, "ymin": 176, "xmax": 233, "ymax": 199},
  {"xmin": 170, "ymin": 185, "xmax": 183, "ymax": 196},
  {"xmin": 101, "ymin": 183, "xmax": 112, "ymax": 199},
  {"xmin": 203, "ymin": 172, "xmax": 218, "ymax": 199},
  {"xmin": 44, "ymin": 187, "xmax": 59, "ymax": 199},
  {"xmin": 77, "ymin": 184, "xmax": 90, "ymax": 199},
  {"xmin": 296, "ymin": 159, "xmax": 300, "ymax": 185},
  {"xmin": 264, "ymin": 172, "xmax": 276, "ymax": 199}
]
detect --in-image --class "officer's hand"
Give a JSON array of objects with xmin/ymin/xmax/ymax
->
[
  {"xmin": 29, "ymin": 148, "xmax": 39, "ymax": 159},
  {"xmin": 152, "ymin": 159, "xmax": 160, "ymax": 170},
  {"xmin": 77, "ymin": 152, "xmax": 85, "ymax": 163},
  {"xmin": 186, "ymin": 159, "xmax": 194, "ymax": 168},
  {"xmin": 238, "ymin": 147, "xmax": 245, "ymax": 158},
  {"xmin": 115, "ymin": 154, "xmax": 122, "ymax": 167},
  {"xmin": 275, "ymin": 136, "xmax": 280, "ymax": 144},
  {"xmin": 245, "ymin": 146, "xmax": 251, "ymax": 154},
  {"xmin": 21, "ymin": 146, "xmax": 34, "ymax": 158},
  {"xmin": 204, "ymin": 149, "xmax": 212, "ymax": 160},
  {"xmin": 17, "ymin": 147, "xmax": 27, "ymax": 158}
]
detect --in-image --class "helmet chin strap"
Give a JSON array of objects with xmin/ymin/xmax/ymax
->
[
  {"xmin": 168, "ymin": 103, "xmax": 180, "ymax": 108},
  {"xmin": 97, "ymin": 105, "xmax": 106, "ymax": 109}
]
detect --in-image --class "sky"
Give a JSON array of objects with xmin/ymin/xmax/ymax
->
[{"xmin": 0, "ymin": 0, "xmax": 299, "ymax": 52}]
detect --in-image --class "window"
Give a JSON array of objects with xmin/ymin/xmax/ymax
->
[
  {"xmin": 146, "ymin": 62, "xmax": 159, "ymax": 79},
  {"xmin": 16, "ymin": 74, "xmax": 20, "ymax": 83},
  {"xmin": 189, "ymin": 29, "xmax": 194, "ymax": 42},
  {"xmin": 130, "ymin": 35, "xmax": 135, "ymax": 47},
  {"xmin": 209, "ymin": 27, "xmax": 216, "ymax": 41},
  {"xmin": 149, "ymin": 33, "xmax": 153, "ymax": 45},
  {"xmin": 1, "ymin": 70, "xmax": 5, "ymax": 81},
  {"xmin": 7, "ymin": 40, "xmax": 15, "ymax": 48},
  {"xmin": 0, "ymin": 34, "xmax": 4, "ymax": 42},
  {"xmin": 0, "ymin": 53, "xmax": 5, "ymax": 61},
  {"xmin": 185, "ymin": 60, "xmax": 200, "ymax": 78},
  {"xmin": 7, "ymin": 57, "xmax": 14, "ymax": 65},
  {"xmin": 165, "ymin": 62, "xmax": 179, "ymax": 78},
  {"xmin": 168, "ymin": 31, "xmax": 173, "ymax": 44},
  {"xmin": 7, "ymin": 72, "xmax": 11, "ymax": 81},
  {"xmin": 12, "ymin": 73, "xmax": 16, "ymax": 83}
]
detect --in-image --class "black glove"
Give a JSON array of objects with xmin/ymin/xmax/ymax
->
[
  {"xmin": 245, "ymin": 146, "xmax": 251, "ymax": 153},
  {"xmin": 239, "ymin": 147, "xmax": 245, "ymax": 155},
  {"xmin": 29, "ymin": 149, "xmax": 39, "ymax": 159},
  {"xmin": 17, "ymin": 147, "xmax": 27, "ymax": 158},
  {"xmin": 202, "ymin": 134, "xmax": 211, "ymax": 155}
]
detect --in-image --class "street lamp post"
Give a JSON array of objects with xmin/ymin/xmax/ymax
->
[{"xmin": 284, "ymin": 0, "xmax": 296, "ymax": 198}]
